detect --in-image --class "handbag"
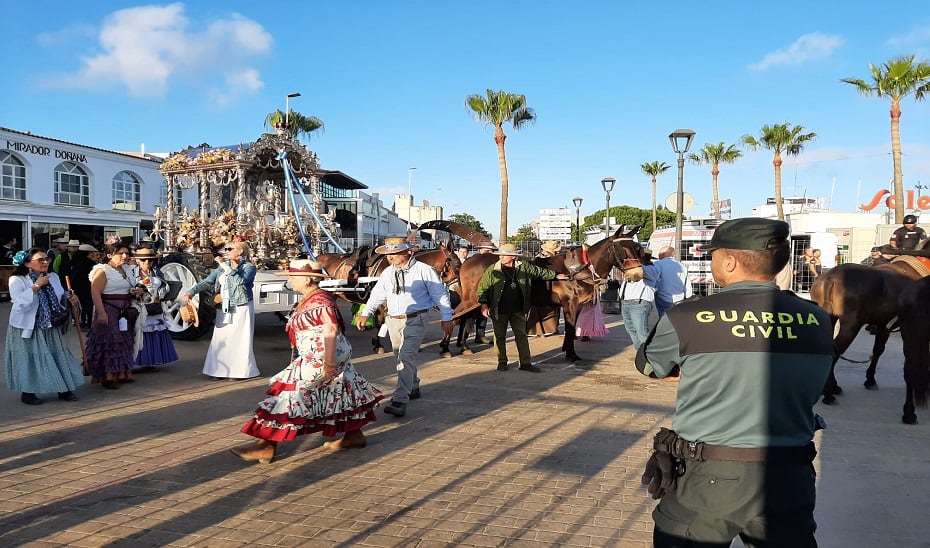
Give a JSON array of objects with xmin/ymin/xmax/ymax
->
[
  {"xmin": 120, "ymin": 306, "xmax": 140, "ymax": 329},
  {"xmin": 145, "ymin": 301, "xmax": 163, "ymax": 315},
  {"xmin": 50, "ymin": 298, "xmax": 72, "ymax": 327},
  {"xmin": 213, "ymin": 294, "xmax": 223, "ymax": 309}
]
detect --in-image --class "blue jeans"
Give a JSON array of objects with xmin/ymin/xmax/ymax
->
[{"xmin": 622, "ymin": 299, "xmax": 653, "ymax": 349}]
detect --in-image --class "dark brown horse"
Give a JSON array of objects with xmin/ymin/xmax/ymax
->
[
  {"xmin": 317, "ymin": 243, "xmax": 460, "ymax": 354},
  {"xmin": 896, "ymin": 276, "xmax": 930, "ymax": 424},
  {"xmin": 452, "ymin": 226, "xmax": 649, "ymax": 362},
  {"xmin": 810, "ymin": 256, "xmax": 929, "ymax": 405}
]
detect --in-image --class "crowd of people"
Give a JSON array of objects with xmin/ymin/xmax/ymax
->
[{"xmin": 8, "ymin": 218, "xmax": 917, "ymax": 545}]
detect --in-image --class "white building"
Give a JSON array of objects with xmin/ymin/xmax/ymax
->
[
  {"xmin": 356, "ymin": 191, "xmax": 410, "ymax": 248},
  {"xmin": 0, "ymin": 127, "xmax": 171, "ymax": 250},
  {"xmin": 537, "ymin": 207, "xmax": 572, "ymax": 241},
  {"xmin": 393, "ymin": 194, "xmax": 444, "ymax": 227}
]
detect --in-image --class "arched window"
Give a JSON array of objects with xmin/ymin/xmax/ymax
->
[
  {"xmin": 112, "ymin": 170, "xmax": 141, "ymax": 211},
  {"xmin": 54, "ymin": 162, "xmax": 89, "ymax": 206},
  {"xmin": 0, "ymin": 151, "xmax": 26, "ymax": 200},
  {"xmin": 159, "ymin": 180, "xmax": 183, "ymax": 213}
]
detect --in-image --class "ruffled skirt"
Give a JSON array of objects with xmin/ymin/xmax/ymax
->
[
  {"xmin": 134, "ymin": 328, "xmax": 179, "ymax": 367},
  {"xmin": 5, "ymin": 325, "xmax": 84, "ymax": 394},
  {"xmin": 85, "ymin": 301, "xmax": 135, "ymax": 383},
  {"xmin": 240, "ymin": 354, "xmax": 383, "ymax": 442},
  {"xmin": 576, "ymin": 302, "xmax": 609, "ymax": 337}
]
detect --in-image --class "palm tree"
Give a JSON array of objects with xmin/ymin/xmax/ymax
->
[
  {"xmin": 741, "ymin": 124, "xmax": 816, "ymax": 221},
  {"xmin": 465, "ymin": 89, "xmax": 536, "ymax": 242},
  {"xmin": 264, "ymin": 109, "xmax": 325, "ymax": 141},
  {"xmin": 842, "ymin": 56, "xmax": 930, "ymax": 223},
  {"xmin": 640, "ymin": 161, "xmax": 670, "ymax": 231},
  {"xmin": 688, "ymin": 143, "xmax": 743, "ymax": 220}
]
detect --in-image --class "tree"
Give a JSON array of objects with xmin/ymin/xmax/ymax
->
[
  {"xmin": 465, "ymin": 89, "xmax": 536, "ymax": 243},
  {"xmin": 510, "ymin": 223, "xmax": 538, "ymax": 244},
  {"xmin": 842, "ymin": 56, "xmax": 930, "ymax": 223},
  {"xmin": 688, "ymin": 143, "xmax": 743, "ymax": 219},
  {"xmin": 581, "ymin": 205, "xmax": 675, "ymax": 242},
  {"xmin": 640, "ymin": 161, "xmax": 671, "ymax": 231},
  {"xmin": 741, "ymin": 124, "xmax": 816, "ymax": 221},
  {"xmin": 264, "ymin": 109, "xmax": 325, "ymax": 141},
  {"xmin": 449, "ymin": 212, "xmax": 493, "ymax": 240}
]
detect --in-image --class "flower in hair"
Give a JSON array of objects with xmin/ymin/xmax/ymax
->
[
  {"xmin": 106, "ymin": 234, "xmax": 121, "ymax": 246},
  {"xmin": 11, "ymin": 250, "xmax": 28, "ymax": 266}
]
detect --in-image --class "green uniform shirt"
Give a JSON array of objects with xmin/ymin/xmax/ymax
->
[{"xmin": 636, "ymin": 281, "xmax": 834, "ymax": 448}]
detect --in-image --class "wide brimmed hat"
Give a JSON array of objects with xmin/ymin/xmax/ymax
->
[
  {"xmin": 375, "ymin": 236, "xmax": 414, "ymax": 255},
  {"xmin": 66, "ymin": 239, "xmax": 80, "ymax": 247},
  {"xmin": 133, "ymin": 248, "xmax": 158, "ymax": 259},
  {"xmin": 476, "ymin": 243, "xmax": 498, "ymax": 250},
  {"xmin": 275, "ymin": 259, "xmax": 331, "ymax": 278},
  {"xmin": 53, "ymin": 237, "xmax": 69, "ymax": 244},
  {"xmin": 540, "ymin": 240, "xmax": 561, "ymax": 254},
  {"xmin": 179, "ymin": 302, "xmax": 199, "ymax": 327},
  {"xmin": 494, "ymin": 243, "xmax": 522, "ymax": 256},
  {"xmin": 78, "ymin": 244, "xmax": 98, "ymax": 252}
]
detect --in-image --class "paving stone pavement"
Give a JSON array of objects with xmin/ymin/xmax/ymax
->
[{"xmin": 0, "ymin": 301, "xmax": 928, "ymax": 547}]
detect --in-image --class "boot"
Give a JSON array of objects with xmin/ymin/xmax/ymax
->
[
  {"xmin": 323, "ymin": 430, "xmax": 367, "ymax": 450},
  {"xmin": 230, "ymin": 440, "xmax": 276, "ymax": 464},
  {"xmin": 474, "ymin": 334, "xmax": 492, "ymax": 344}
]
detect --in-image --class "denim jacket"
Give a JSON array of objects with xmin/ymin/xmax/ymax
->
[{"xmin": 186, "ymin": 260, "xmax": 256, "ymax": 308}]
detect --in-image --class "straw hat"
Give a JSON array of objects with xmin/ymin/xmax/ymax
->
[
  {"xmin": 494, "ymin": 243, "xmax": 522, "ymax": 256},
  {"xmin": 179, "ymin": 302, "xmax": 199, "ymax": 327},
  {"xmin": 133, "ymin": 248, "xmax": 158, "ymax": 259},
  {"xmin": 274, "ymin": 259, "xmax": 331, "ymax": 278},
  {"xmin": 78, "ymin": 244, "xmax": 98, "ymax": 252},
  {"xmin": 540, "ymin": 241, "xmax": 561, "ymax": 255},
  {"xmin": 67, "ymin": 239, "xmax": 80, "ymax": 247},
  {"xmin": 54, "ymin": 237, "xmax": 69, "ymax": 244},
  {"xmin": 375, "ymin": 236, "xmax": 414, "ymax": 255}
]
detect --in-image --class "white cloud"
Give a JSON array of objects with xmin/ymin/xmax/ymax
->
[
  {"xmin": 748, "ymin": 33, "xmax": 845, "ymax": 71},
  {"xmin": 44, "ymin": 2, "xmax": 272, "ymax": 100},
  {"xmin": 886, "ymin": 25, "xmax": 930, "ymax": 49}
]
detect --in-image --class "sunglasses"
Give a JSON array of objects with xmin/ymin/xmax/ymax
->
[
  {"xmin": 137, "ymin": 258, "xmax": 154, "ymax": 262},
  {"xmin": 223, "ymin": 247, "xmax": 235, "ymax": 251}
]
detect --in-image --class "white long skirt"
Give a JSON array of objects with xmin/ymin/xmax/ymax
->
[{"xmin": 202, "ymin": 301, "xmax": 260, "ymax": 379}]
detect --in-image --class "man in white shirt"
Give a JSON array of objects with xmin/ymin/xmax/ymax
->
[
  {"xmin": 643, "ymin": 246, "xmax": 693, "ymax": 317},
  {"xmin": 358, "ymin": 236, "xmax": 454, "ymax": 417}
]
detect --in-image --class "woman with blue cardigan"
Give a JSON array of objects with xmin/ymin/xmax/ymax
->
[{"xmin": 182, "ymin": 240, "xmax": 259, "ymax": 380}]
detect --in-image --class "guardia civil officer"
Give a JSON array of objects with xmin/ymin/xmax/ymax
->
[{"xmin": 634, "ymin": 218, "xmax": 834, "ymax": 547}]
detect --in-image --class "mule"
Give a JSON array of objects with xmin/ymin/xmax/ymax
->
[
  {"xmin": 452, "ymin": 226, "xmax": 649, "ymax": 362},
  {"xmin": 810, "ymin": 257, "xmax": 928, "ymax": 404}
]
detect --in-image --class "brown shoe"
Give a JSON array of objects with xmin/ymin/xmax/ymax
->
[
  {"xmin": 323, "ymin": 431, "xmax": 367, "ymax": 450},
  {"xmin": 230, "ymin": 440, "xmax": 276, "ymax": 464}
]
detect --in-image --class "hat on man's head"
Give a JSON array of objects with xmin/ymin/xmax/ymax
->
[
  {"xmin": 375, "ymin": 236, "xmax": 413, "ymax": 255},
  {"xmin": 67, "ymin": 239, "xmax": 80, "ymax": 247},
  {"xmin": 78, "ymin": 244, "xmax": 98, "ymax": 252},
  {"xmin": 494, "ymin": 243, "xmax": 523, "ymax": 256},
  {"xmin": 871, "ymin": 246, "xmax": 883, "ymax": 252},
  {"xmin": 54, "ymin": 237, "xmax": 69, "ymax": 244},
  {"xmin": 700, "ymin": 218, "xmax": 789, "ymax": 252},
  {"xmin": 274, "ymin": 259, "xmax": 331, "ymax": 278},
  {"xmin": 540, "ymin": 240, "xmax": 561, "ymax": 255},
  {"xmin": 133, "ymin": 248, "xmax": 157, "ymax": 259},
  {"xmin": 476, "ymin": 243, "xmax": 498, "ymax": 250}
]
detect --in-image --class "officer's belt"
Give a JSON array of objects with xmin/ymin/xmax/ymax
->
[{"xmin": 655, "ymin": 434, "xmax": 815, "ymax": 464}]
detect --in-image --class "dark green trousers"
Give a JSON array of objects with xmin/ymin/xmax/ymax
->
[
  {"xmin": 491, "ymin": 312, "xmax": 531, "ymax": 366},
  {"xmin": 653, "ymin": 459, "xmax": 817, "ymax": 547}
]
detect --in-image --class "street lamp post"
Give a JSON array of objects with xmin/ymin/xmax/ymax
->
[
  {"xmin": 285, "ymin": 92, "xmax": 301, "ymax": 134},
  {"xmin": 407, "ymin": 167, "xmax": 417, "ymax": 232},
  {"xmin": 668, "ymin": 129, "xmax": 696, "ymax": 252},
  {"xmin": 601, "ymin": 178, "xmax": 616, "ymax": 241},
  {"xmin": 572, "ymin": 196, "xmax": 583, "ymax": 244}
]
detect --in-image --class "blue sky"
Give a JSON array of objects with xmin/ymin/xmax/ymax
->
[{"xmin": 4, "ymin": 1, "xmax": 930, "ymax": 238}]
